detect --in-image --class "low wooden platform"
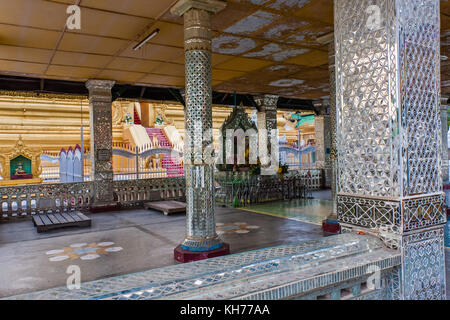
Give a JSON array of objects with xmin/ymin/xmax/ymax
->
[
  {"xmin": 32, "ymin": 212, "xmax": 91, "ymax": 233},
  {"xmin": 144, "ymin": 200, "xmax": 186, "ymax": 216}
]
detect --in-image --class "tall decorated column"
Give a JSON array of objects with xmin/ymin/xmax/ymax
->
[
  {"xmin": 254, "ymin": 95, "xmax": 279, "ymax": 175},
  {"xmin": 314, "ymin": 104, "xmax": 332, "ymax": 188},
  {"xmin": 335, "ymin": 0, "xmax": 446, "ymax": 299},
  {"xmin": 85, "ymin": 80, "xmax": 116, "ymax": 211},
  {"xmin": 171, "ymin": 0, "xmax": 229, "ymax": 262},
  {"xmin": 440, "ymin": 98, "xmax": 449, "ymax": 182},
  {"xmin": 318, "ymin": 34, "xmax": 338, "ymax": 213}
]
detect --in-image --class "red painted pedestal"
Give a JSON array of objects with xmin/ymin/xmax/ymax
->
[
  {"xmin": 174, "ymin": 243, "xmax": 230, "ymax": 263},
  {"xmin": 322, "ymin": 219, "xmax": 341, "ymax": 236}
]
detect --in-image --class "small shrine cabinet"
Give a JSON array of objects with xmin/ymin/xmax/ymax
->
[{"xmin": 0, "ymin": 135, "xmax": 43, "ymax": 186}]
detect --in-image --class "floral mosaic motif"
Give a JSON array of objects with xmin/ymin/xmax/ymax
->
[
  {"xmin": 216, "ymin": 222, "xmax": 260, "ymax": 235},
  {"xmin": 46, "ymin": 242, "xmax": 123, "ymax": 262}
]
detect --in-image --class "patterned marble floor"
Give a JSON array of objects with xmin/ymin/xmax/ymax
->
[
  {"xmin": 241, "ymin": 199, "xmax": 333, "ymax": 226},
  {"xmin": 1, "ymin": 189, "xmax": 449, "ymax": 300},
  {"xmin": 0, "ymin": 205, "xmax": 324, "ymax": 298}
]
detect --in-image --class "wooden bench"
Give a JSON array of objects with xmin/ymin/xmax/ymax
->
[
  {"xmin": 32, "ymin": 211, "xmax": 91, "ymax": 233},
  {"xmin": 144, "ymin": 200, "xmax": 186, "ymax": 216}
]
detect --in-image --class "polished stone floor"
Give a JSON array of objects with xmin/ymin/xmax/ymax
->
[
  {"xmin": 1, "ymin": 190, "xmax": 449, "ymax": 300},
  {"xmin": 242, "ymin": 199, "xmax": 332, "ymax": 225},
  {"xmin": 0, "ymin": 205, "xmax": 323, "ymax": 298}
]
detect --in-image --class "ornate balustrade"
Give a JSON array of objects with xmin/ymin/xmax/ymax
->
[
  {"xmin": 0, "ymin": 181, "xmax": 92, "ymax": 221},
  {"xmin": 0, "ymin": 177, "xmax": 186, "ymax": 222},
  {"xmin": 114, "ymin": 177, "xmax": 185, "ymax": 207},
  {"xmin": 215, "ymin": 171, "xmax": 314, "ymax": 207}
]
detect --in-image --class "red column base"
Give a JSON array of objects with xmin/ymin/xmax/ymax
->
[
  {"xmin": 322, "ymin": 219, "xmax": 341, "ymax": 236},
  {"xmin": 174, "ymin": 243, "xmax": 230, "ymax": 263}
]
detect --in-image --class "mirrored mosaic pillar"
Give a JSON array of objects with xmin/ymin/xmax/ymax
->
[
  {"xmin": 86, "ymin": 80, "xmax": 116, "ymax": 210},
  {"xmin": 335, "ymin": 0, "xmax": 446, "ymax": 299},
  {"xmin": 315, "ymin": 104, "xmax": 332, "ymax": 188},
  {"xmin": 440, "ymin": 98, "xmax": 449, "ymax": 182},
  {"xmin": 315, "ymin": 113, "xmax": 326, "ymax": 169},
  {"xmin": 255, "ymin": 95, "xmax": 279, "ymax": 175},
  {"xmin": 323, "ymin": 108, "xmax": 332, "ymax": 188},
  {"xmin": 171, "ymin": 0, "xmax": 229, "ymax": 262},
  {"xmin": 328, "ymin": 37, "xmax": 338, "ymax": 214}
]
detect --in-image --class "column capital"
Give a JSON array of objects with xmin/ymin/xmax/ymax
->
[
  {"xmin": 254, "ymin": 94, "xmax": 278, "ymax": 111},
  {"xmin": 85, "ymin": 79, "xmax": 115, "ymax": 92},
  {"xmin": 170, "ymin": 0, "xmax": 226, "ymax": 17}
]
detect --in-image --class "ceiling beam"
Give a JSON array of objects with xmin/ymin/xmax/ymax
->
[{"xmin": 0, "ymin": 75, "xmax": 317, "ymax": 111}]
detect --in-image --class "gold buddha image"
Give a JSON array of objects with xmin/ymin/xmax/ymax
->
[{"xmin": 14, "ymin": 162, "xmax": 27, "ymax": 175}]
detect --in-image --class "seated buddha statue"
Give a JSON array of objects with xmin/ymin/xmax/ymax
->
[
  {"xmin": 15, "ymin": 162, "xmax": 26, "ymax": 175},
  {"xmin": 11, "ymin": 161, "xmax": 33, "ymax": 180}
]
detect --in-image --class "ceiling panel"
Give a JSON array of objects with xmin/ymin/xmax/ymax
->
[
  {"xmin": 52, "ymin": 51, "xmax": 112, "ymax": 68},
  {"xmin": 291, "ymin": 67, "xmax": 330, "ymax": 81},
  {"xmin": 150, "ymin": 62, "xmax": 185, "ymax": 77},
  {"xmin": 58, "ymin": 33, "xmax": 129, "ymax": 55},
  {"xmin": 292, "ymin": 0, "xmax": 334, "ymax": 26},
  {"xmin": 215, "ymin": 57, "xmax": 273, "ymax": 72},
  {"xmin": 211, "ymin": 2, "xmax": 259, "ymax": 33},
  {"xmin": 211, "ymin": 54, "xmax": 235, "ymax": 66},
  {"xmin": 108, "ymin": 57, "xmax": 161, "ymax": 73},
  {"xmin": 76, "ymin": 7, "xmax": 152, "ymax": 40},
  {"xmin": 0, "ymin": 45, "xmax": 52, "ymax": 64},
  {"xmin": 144, "ymin": 21, "xmax": 184, "ymax": 48},
  {"xmin": 255, "ymin": 17, "xmax": 312, "ymax": 41},
  {"xmin": 0, "ymin": 0, "xmax": 447, "ymax": 100},
  {"xmin": 0, "ymin": 24, "xmax": 60, "ymax": 49},
  {"xmin": 46, "ymin": 65, "xmax": 101, "ymax": 79},
  {"xmin": 79, "ymin": 0, "xmax": 176, "ymax": 19},
  {"xmin": 0, "ymin": 0, "xmax": 66, "ymax": 30},
  {"xmin": 120, "ymin": 43, "xmax": 184, "ymax": 62},
  {"xmin": 284, "ymin": 22, "xmax": 334, "ymax": 48},
  {"xmin": 140, "ymin": 74, "xmax": 185, "ymax": 87},
  {"xmin": 441, "ymin": 0, "xmax": 450, "ymax": 16},
  {"xmin": 212, "ymin": 69, "xmax": 246, "ymax": 81},
  {"xmin": 285, "ymin": 50, "xmax": 328, "ymax": 67},
  {"xmin": 442, "ymin": 13, "xmax": 450, "ymax": 35},
  {"xmin": 212, "ymin": 34, "xmax": 266, "ymax": 56},
  {"xmin": 0, "ymin": 59, "xmax": 47, "ymax": 75},
  {"xmin": 242, "ymin": 43, "xmax": 312, "ymax": 62},
  {"xmin": 98, "ymin": 69, "xmax": 146, "ymax": 83}
]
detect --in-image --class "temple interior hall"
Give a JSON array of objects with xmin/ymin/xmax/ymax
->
[{"xmin": 0, "ymin": 0, "xmax": 449, "ymax": 301}]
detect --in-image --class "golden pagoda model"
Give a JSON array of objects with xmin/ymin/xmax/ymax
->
[{"xmin": 0, "ymin": 135, "xmax": 43, "ymax": 186}]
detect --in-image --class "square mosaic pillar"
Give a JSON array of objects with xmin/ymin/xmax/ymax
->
[
  {"xmin": 328, "ymin": 37, "xmax": 338, "ymax": 214},
  {"xmin": 315, "ymin": 105, "xmax": 332, "ymax": 188},
  {"xmin": 315, "ymin": 114, "xmax": 326, "ymax": 169},
  {"xmin": 85, "ymin": 80, "xmax": 116, "ymax": 210},
  {"xmin": 255, "ymin": 95, "xmax": 279, "ymax": 175},
  {"xmin": 171, "ymin": 0, "xmax": 229, "ymax": 262},
  {"xmin": 323, "ymin": 111, "xmax": 332, "ymax": 188},
  {"xmin": 335, "ymin": 0, "xmax": 446, "ymax": 299},
  {"xmin": 440, "ymin": 99, "xmax": 449, "ymax": 182}
]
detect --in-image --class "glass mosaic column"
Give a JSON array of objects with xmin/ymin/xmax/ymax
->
[
  {"xmin": 328, "ymin": 37, "xmax": 338, "ymax": 214},
  {"xmin": 440, "ymin": 99, "xmax": 449, "ymax": 182},
  {"xmin": 315, "ymin": 105, "xmax": 332, "ymax": 187},
  {"xmin": 335, "ymin": 0, "xmax": 446, "ymax": 299},
  {"xmin": 85, "ymin": 80, "xmax": 116, "ymax": 211},
  {"xmin": 171, "ymin": 0, "xmax": 229, "ymax": 262},
  {"xmin": 255, "ymin": 95, "xmax": 279, "ymax": 175},
  {"xmin": 315, "ymin": 114, "xmax": 326, "ymax": 169}
]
